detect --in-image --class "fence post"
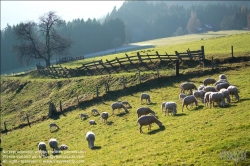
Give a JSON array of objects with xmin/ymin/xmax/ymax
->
[
  {"xmin": 122, "ymin": 76, "xmax": 126, "ymax": 89},
  {"xmin": 156, "ymin": 67, "xmax": 160, "ymax": 79},
  {"xmin": 175, "ymin": 60, "xmax": 179, "ymax": 76},
  {"xmin": 201, "ymin": 46, "xmax": 205, "ymax": 61},
  {"xmin": 4, "ymin": 121, "xmax": 8, "ymax": 134},
  {"xmin": 60, "ymin": 100, "xmax": 62, "ymax": 112},
  {"xmin": 138, "ymin": 70, "xmax": 141, "ymax": 84},
  {"xmin": 25, "ymin": 114, "xmax": 31, "ymax": 127},
  {"xmin": 96, "ymin": 86, "xmax": 99, "ymax": 98},
  {"xmin": 76, "ymin": 95, "xmax": 79, "ymax": 106},
  {"xmin": 231, "ymin": 46, "xmax": 234, "ymax": 58},
  {"xmin": 105, "ymin": 81, "xmax": 109, "ymax": 93}
]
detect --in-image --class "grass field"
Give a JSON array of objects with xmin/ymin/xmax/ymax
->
[{"xmin": 1, "ymin": 31, "xmax": 250, "ymax": 166}]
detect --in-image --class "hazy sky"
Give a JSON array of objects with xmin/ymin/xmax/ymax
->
[{"xmin": 1, "ymin": 1, "xmax": 124, "ymax": 30}]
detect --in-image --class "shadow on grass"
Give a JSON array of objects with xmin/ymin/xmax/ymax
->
[
  {"xmin": 174, "ymin": 113, "xmax": 187, "ymax": 116},
  {"xmin": 148, "ymin": 125, "xmax": 166, "ymax": 135},
  {"xmin": 115, "ymin": 111, "xmax": 129, "ymax": 117},
  {"xmin": 106, "ymin": 121, "xmax": 114, "ymax": 125},
  {"xmin": 0, "ymin": 147, "xmax": 2, "ymax": 151},
  {"xmin": 50, "ymin": 128, "xmax": 60, "ymax": 133},
  {"xmin": 92, "ymin": 146, "xmax": 102, "ymax": 150}
]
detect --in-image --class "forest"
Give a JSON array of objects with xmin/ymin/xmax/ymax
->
[{"xmin": 1, "ymin": 1, "xmax": 250, "ymax": 74}]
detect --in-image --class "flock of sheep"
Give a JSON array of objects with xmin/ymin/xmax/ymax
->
[{"xmin": 38, "ymin": 73, "xmax": 240, "ymax": 155}]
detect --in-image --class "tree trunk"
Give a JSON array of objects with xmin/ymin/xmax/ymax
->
[{"xmin": 45, "ymin": 59, "xmax": 50, "ymax": 67}]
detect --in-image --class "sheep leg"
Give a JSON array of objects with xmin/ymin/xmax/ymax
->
[
  {"xmin": 140, "ymin": 126, "xmax": 143, "ymax": 133},
  {"xmin": 186, "ymin": 105, "xmax": 190, "ymax": 110}
]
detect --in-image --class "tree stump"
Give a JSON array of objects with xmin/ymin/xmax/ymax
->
[{"xmin": 48, "ymin": 102, "xmax": 57, "ymax": 118}]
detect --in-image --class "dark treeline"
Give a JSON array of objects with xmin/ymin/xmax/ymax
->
[{"xmin": 1, "ymin": 1, "xmax": 250, "ymax": 74}]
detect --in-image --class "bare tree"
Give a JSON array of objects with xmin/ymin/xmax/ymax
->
[{"xmin": 13, "ymin": 11, "xmax": 73, "ymax": 67}]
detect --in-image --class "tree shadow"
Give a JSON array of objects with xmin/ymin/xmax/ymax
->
[
  {"xmin": 148, "ymin": 125, "xmax": 166, "ymax": 134},
  {"xmin": 92, "ymin": 146, "xmax": 102, "ymax": 150}
]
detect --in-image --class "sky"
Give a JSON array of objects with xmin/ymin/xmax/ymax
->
[{"xmin": 1, "ymin": 1, "xmax": 124, "ymax": 30}]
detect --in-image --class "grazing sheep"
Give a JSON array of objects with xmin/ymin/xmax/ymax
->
[
  {"xmin": 91, "ymin": 108, "xmax": 99, "ymax": 115},
  {"xmin": 203, "ymin": 78, "xmax": 216, "ymax": 86},
  {"xmin": 111, "ymin": 102, "xmax": 128, "ymax": 115},
  {"xmin": 140, "ymin": 93, "xmax": 151, "ymax": 104},
  {"xmin": 85, "ymin": 131, "xmax": 95, "ymax": 149},
  {"xmin": 164, "ymin": 101, "xmax": 177, "ymax": 116},
  {"xmin": 182, "ymin": 95, "xmax": 198, "ymax": 112},
  {"xmin": 137, "ymin": 115, "xmax": 162, "ymax": 133},
  {"xmin": 121, "ymin": 101, "xmax": 132, "ymax": 108},
  {"xmin": 79, "ymin": 113, "xmax": 88, "ymax": 120},
  {"xmin": 214, "ymin": 79, "xmax": 229, "ymax": 86},
  {"xmin": 227, "ymin": 85, "xmax": 240, "ymax": 102},
  {"xmin": 193, "ymin": 90, "xmax": 205, "ymax": 103},
  {"xmin": 204, "ymin": 92, "xmax": 213, "ymax": 106},
  {"xmin": 59, "ymin": 144, "xmax": 68, "ymax": 150},
  {"xmin": 180, "ymin": 82, "xmax": 197, "ymax": 94},
  {"xmin": 198, "ymin": 85, "xmax": 205, "ymax": 91},
  {"xmin": 89, "ymin": 120, "xmax": 96, "ymax": 125},
  {"xmin": 215, "ymin": 82, "xmax": 230, "ymax": 91},
  {"xmin": 179, "ymin": 93, "xmax": 187, "ymax": 102},
  {"xmin": 219, "ymin": 74, "xmax": 227, "ymax": 80},
  {"xmin": 101, "ymin": 112, "xmax": 109, "ymax": 123},
  {"xmin": 38, "ymin": 142, "xmax": 48, "ymax": 157},
  {"xmin": 136, "ymin": 107, "xmax": 155, "ymax": 118},
  {"xmin": 203, "ymin": 86, "xmax": 217, "ymax": 92},
  {"xmin": 48, "ymin": 138, "xmax": 59, "ymax": 154},
  {"xmin": 49, "ymin": 123, "xmax": 59, "ymax": 132},
  {"xmin": 219, "ymin": 88, "xmax": 231, "ymax": 104},
  {"xmin": 209, "ymin": 92, "xmax": 226, "ymax": 108}
]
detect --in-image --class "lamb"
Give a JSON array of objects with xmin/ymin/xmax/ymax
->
[
  {"xmin": 179, "ymin": 93, "xmax": 187, "ymax": 102},
  {"xmin": 219, "ymin": 74, "xmax": 227, "ymax": 80},
  {"xmin": 227, "ymin": 85, "xmax": 240, "ymax": 102},
  {"xmin": 164, "ymin": 101, "xmax": 177, "ymax": 116},
  {"xmin": 203, "ymin": 78, "xmax": 216, "ymax": 86},
  {"xmin": 204, "ymin": 92, "xmax": 213, "ymax": 106},
  {"xmin": 136, "ymin": 107, "xmax": 155, "ymax": 118},
  {"xmin": 180, "ymin": 82, "xmax": 197, "ymax": 94},
  {"xmin": 203, "ymin": 86, "xmax": 217, "ymax": 92},
  {"xmin": 49, "ymin": 123, "xmax": 59, "ymax": 132},
  {"xmin": 137, "ymin": 115, "xmax": 162, "ymax": 133},
  {"xmin": 193, "ymin": 90, "xmax": 205, "ymax": 103},
  {"xmin": 48, "ymin": 138, "xmax": 59, "ymax": 154},
  {"xmin": 121, "ymin": 101, "xmax": 132, "ymax": 108},
  {"xmin": 111, "ymin": 102, "xmax": 128, "ymax": 115},
  {"xmin": 140, "ymin": 93, "xmax": 151, "ymax": 104},
  {"xmin": 209, "ymin": 92, "xmax": 226, "ymax": 108},
  {"xmin": 85, "ymin": 131, "xmax": 95, "ymax": 149},
  {"xmin": 59, "ymin": 144, "xmax": 68, "ymax": 150},
  {"xmin": 38, "ymin": 142, "xmax": 48, "ymax": 157},
  {"xmin": 101, "ymin": 112, "xmax": 109, "ymax": 123},
  {"xmin": 182, "ymin": 95, "xmax": 198, "ymax": 112},
  {"xmin": 89, "ymin": 120, "xmax": 96, "ymax": 125},
  {"xmin": 91, "ymin": 108, "xmax": 99, "ymax": 115},
  {"xmin": 215, "ymin": 82, "xmax": 230, "ymax": 91},
  {"xmin": 219, "ymin": 88, "xmax": 231, "ymax": 104},
  {"xmin": 79, "ymin": 113, "xmax": 88, "ymax": 120}
]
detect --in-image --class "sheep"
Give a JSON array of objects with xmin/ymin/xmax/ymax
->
[
  {"xmin": 214, "ymin": 79, "xmax": 229, "ymax": 86},
  {"xmin": 89, "ymin": 120, "xmax": 96, "ymax": 125},
  {"xmin": 209, "ymin": 92, "xmax": 226, "ymax": 108},
  {"xmin": 59, "ymin": 144, "xmax": 68, "ymax": 150},
  {"xmin": 137, "ymin": 115, "xmax": 162, "ymax": 133},
  {"xmin": 48, "ymin": 138, "xmax": 59, "ymax": 154},
  {"xmin": 91, "ymin": 108, "xmax": 99, "ymax": 115},
  {"xmin": 49, "ymin": 123, "xmax": 59, "ymax": 132},
  {"xmin": 203, "ymin": 86, "xmax": 217, "ymax": 92},
  {"xmin": 101, "ymin": 112, "xmax": 109, "ymax": 123},
  {"xmin": 182, "ymin": 95, "xmax": 198, "ymax": 112},
  {"xmin": 140, "ymin": 93, "xmax": 151, "ymax": 104},
  {"xmin": 121, "ymin": 101, "xmax": 132, "ymax": 108},
  {"xmin": 79, "ymin": 113, "xmax": 88, "ymax": 120},
  {"xmin": 85, "ymin": 131, "xmax": 95, "ymax": 149},
  {"xmin": 204, "ymin": 92, "xmax": 213, "ymax": 106},
  {"xmin": 193, "ymin": 90, "xmax": 205, "ymax": 103},
  {"xmin": 38, "ymin": 142, "xmax": 48, "ymax": 157},
  {"xmin": 179, "ymin": 93, "xmax": 187, "ymax": 102},
  {"xmin": 198, "ymin": 85, "xmax": 205, "ymax": 91},
  {"xmin": 136, "ymin": 107, "xmax": 155, "ymax": 118},
  {"xmin": 219, "ymin": 88, "xmax": 231, "ymax": 104},
  {"xmin": 215, "ymin": 82, "xmax": 230, "ymax": 91},
  {"xmin": 180, "ymin": 82, "xmax": 197, "ymax": 94},
  {"xmin": 227, "ymin": 85, "xmax": 240, "ymax": 102},
  {"xmin": 164, "ymin": 101, "xmax": 177, "ymax": 116},
  {"xmin": 203, "ymin": 78, "xmax": 216, "ymax": 86},
  {"xmin": 111, "ymin": 102, "xmax": 128, "ymax": 115},
  {"xmin": 219, "ymin": 74, "xmax": 227, "ymax": 80}
]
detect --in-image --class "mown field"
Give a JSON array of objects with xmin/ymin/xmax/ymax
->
[{"xmin": 1, "ymin": 31, "xmax": 250, "ymax": 166}]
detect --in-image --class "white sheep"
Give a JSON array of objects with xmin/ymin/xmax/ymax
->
[
  {"xmin": 140, "ymin": 93, "xmax": 151, "ymax": 104},
  {"xmin": 203, "ymin": 86, "xmax": 217, "ymax": 92},
  {"xmin": 121, "ymin": 101, "xmax": 132, "ymax": 108},
  {"xmin": 198, "ymin": 85, "xmax": 205, "ymax": 91},
  {"xmin": 79, "ymin": 113, "xmax": 88, "ymax": 120},
  {"xmin": 48, "ymin": 138, "xmax": 59, "ymax": 154},
  {"xmin": 164, "ymin": 101, "xmax": 177, "ymax": 116},
  {"xmin": 215, "ymin": 82, "xmax": 230, "ymax": 91},
  {"xmin": 111, "ymin": 102, "xmax": 128, "ymax": 115},
  {"xmin": 101, "ymin": 112, "xmax": 109, "ymax": 123},
  {"xmin": 219, "ymin": 88, "xmax": 231, "ymax": 104},
  {"xmin": 136, "ymin": 107, "xmax": 155, "ymax": 118},
  {"xmin": 59, "ymin": 144, "xmax": 68, "ymax": 150},
  {"xmin": 227, "ymin": 85, "xmax": 240, "ymax": 102},
  {"xmin": 209, "ymin": 92, "xmax": 226, "ymax": 108},
  {"xmin": 203, "ymin": 78, "xmax": 216, "ymax": 86},
  {"xmin": 204, "ymin": 92, "xmax": 213, "ymax": 106},
  {"xmin": 178, "ymin": 93, "xmax": 187, "ymax": 102},
  {"xmin": 180, "ymin": 82, "xmax": 197, "ymax": 94},
  {"xmin": 219, "ymin": 74, "xmax": 227, "ymax": 80},
  {"xmin": 137, "ymin": 115, "xmax": 162, "ymax": 133},
  {"xmin": 193, "ymin": 90, "xmax": 205, "ymax": 103},
  {"xmin": 38, "ymin": 142, "xmax": 48, "ymax": 157},
  {"xmin": 86, "ymin": 131, "xmax": 95, "ymax": 149},
  {"xmin": 89, "ymin": 120, "xmax": 96, "ymax": 125},
  {"xmin": 182, "ymin": 95, "xmax": 198, "ymax": 112},
  {"xmin": 214, "ymin": 79, "xmax": 229, "ymax": 86},
  {"xmin": 91, "ymin": 108, "xmax": 99, "ymax": 115},
  {"xmin": 49, "ymin": 123, "xmax": 59, "ymax": 132}
]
